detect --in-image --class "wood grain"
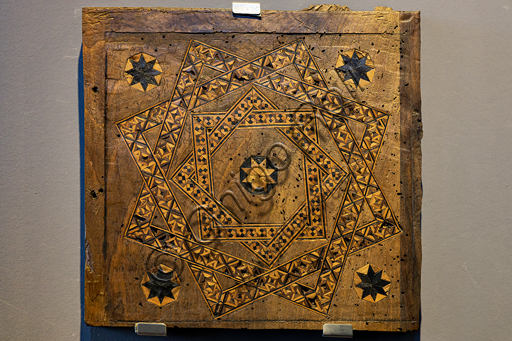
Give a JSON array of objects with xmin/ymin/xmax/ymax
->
[{"xmin": 83, "ymin": 7, "xmax": 421, "ymax": 331}]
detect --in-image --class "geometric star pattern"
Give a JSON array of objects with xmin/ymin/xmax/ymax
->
[
  {"xmin": 141, "ymin": 264, "xmax": 181, "ymax": 307},
  {"xmin": 353, "ymin": 264, "xmax": 391, "ymax": 303},
  {"xmin": 335, "ymin": 49, "xmax": 375, "ymax": 89},
  {"xmin": 124, "ymin": 53, "xmax": 163, "ymax": 92},
  {"xmin": 117, "ymin": 39, "xmax": 401, "ymax": 319},
  {"xmin": 171, "ymin": 98, "xmax": 340, "ymax": 261},
  {"xmin": 240, "ymin": 155, "xmax": 278, "ymax": 194}
]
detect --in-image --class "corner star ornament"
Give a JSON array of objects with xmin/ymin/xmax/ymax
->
[
  {"xmin": 240, "ymin": 156, "xmax": 277, "ymax": 194},
  {"xmin": 141, "ymin": 264, "xmax": 181, "ymax": 306},
  {"xmin": 353, "ymin": 264, "xmax": 391, "ymax": 303},
  {"xmin": 124, "ymin": 52, "xmax": 163, "ymax": 92},
  {"xmin": 335, "ymin": 49, "xmax": 375, "ymax": 88}
]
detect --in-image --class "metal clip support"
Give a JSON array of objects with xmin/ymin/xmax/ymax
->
[
  {"xmin": 135, "ymin": 323, "xmax": 167, "ymax": 336},
  {"xmin": 232, "ymin": 2, "xmax": 261, "ymax": 17},
  {"xmin": 323, "ymin": 324, "xmax": 353, "ymax": 338}
]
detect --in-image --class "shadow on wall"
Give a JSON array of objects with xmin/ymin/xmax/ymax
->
[{"xmin": 86, "ymin": 326, "xmax": 419, "ymax": 341}]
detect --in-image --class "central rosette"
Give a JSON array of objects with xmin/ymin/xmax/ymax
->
[
  {"xmin": 240, "ymin": 156, "xmax": 278, "ymax": 194},
  {"xmin": 211, "ymin": 126, "xmax": 305, "ymax": 226}
]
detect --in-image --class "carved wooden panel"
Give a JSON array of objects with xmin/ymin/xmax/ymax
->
[{"xmin": 83, "ymin": 7, "xmax": 421, "ymax": 331}]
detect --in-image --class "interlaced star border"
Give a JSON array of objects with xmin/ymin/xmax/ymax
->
[
  {"xmin": 170, "ymin": 103, "xmax": 346, "ymax": 265},
  {"xmin": 116, "ymin": 39, "xmax": 401, "ymax": 318}
]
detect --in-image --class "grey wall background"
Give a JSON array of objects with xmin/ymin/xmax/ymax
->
[{"xmin": 1, "ymin": 0, "xmax": 511, "ymax": 340}]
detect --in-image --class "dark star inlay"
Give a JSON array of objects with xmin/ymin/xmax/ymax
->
[
  {"xmin": 355, "ymin": 264, "xmax": 391, "ymax": 302},
  {"xmin": 142, "ymin": 266, "xmax": 180, "ymax": 304},
  {"xmin": 336, "ymin": 50, "xmax": 374, "ymax": 87},
  {"xmin": 125, "ymin": 54, "xmax": 162, "ymax": 91}
]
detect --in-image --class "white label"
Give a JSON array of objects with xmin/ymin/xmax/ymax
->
[{"xmin": 232, "ymin": 2, "xmax": 261, "ymax": 15}]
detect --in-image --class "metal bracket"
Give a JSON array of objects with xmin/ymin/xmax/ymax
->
[
  {"xmin": 323, "ymin": 324, "xmax": 353, "ymax": 338},
  {"xmin": 135, "ymin": 323, "xmax": 167, "ymax": 336},
  {"xmin": 232, "ymin": 2, "xmax": 261, "ymax": 17}
]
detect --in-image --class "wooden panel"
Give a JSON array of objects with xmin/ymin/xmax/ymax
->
[{"xmin": 83, "ymin": 7, "xmax": 421, "ymax": 331}]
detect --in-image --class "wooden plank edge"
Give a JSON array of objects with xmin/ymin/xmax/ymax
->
[
  {"xmin": 83, "ymin": 9, "xmax": 109, "ymax": 326},
  {"xmin": 81, "ymin": 7, "xmax": 404, "ymax": 34},
  {"xmin": 89, "ymin": 320, "xmax": 420, "ymax": 331},
  {"xmin": 399, "ymin": 11, "xmax": 422, "ymax": 332}
]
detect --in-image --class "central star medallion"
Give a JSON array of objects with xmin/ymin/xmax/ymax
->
[{"xmin": 240, "ymin": 156, "xmax": 277, "ymax": 194}]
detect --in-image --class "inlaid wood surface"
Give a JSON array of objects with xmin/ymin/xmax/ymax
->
[{"xmin": 83, "ymin": 7, "xmax": 421, "ymax": 331}]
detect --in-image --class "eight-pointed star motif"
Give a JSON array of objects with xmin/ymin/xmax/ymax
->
[
  {"xmin": 240, "ymin": 155, "xmax": 278, "ymax": 194},
  {"xmin": 353, "ymin": 264, "xmax": 391, "ymax": 303},
  {"xmin": 141, "ymin": 264, "xmax": 181, "ymax": 307},
  {"xmin": 335, "ymin": 49, "xmax": 375, "ymax": 88},
  {"xmin": 124, "ymin": 53, "xmax": 163, "ymax": 92}
]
